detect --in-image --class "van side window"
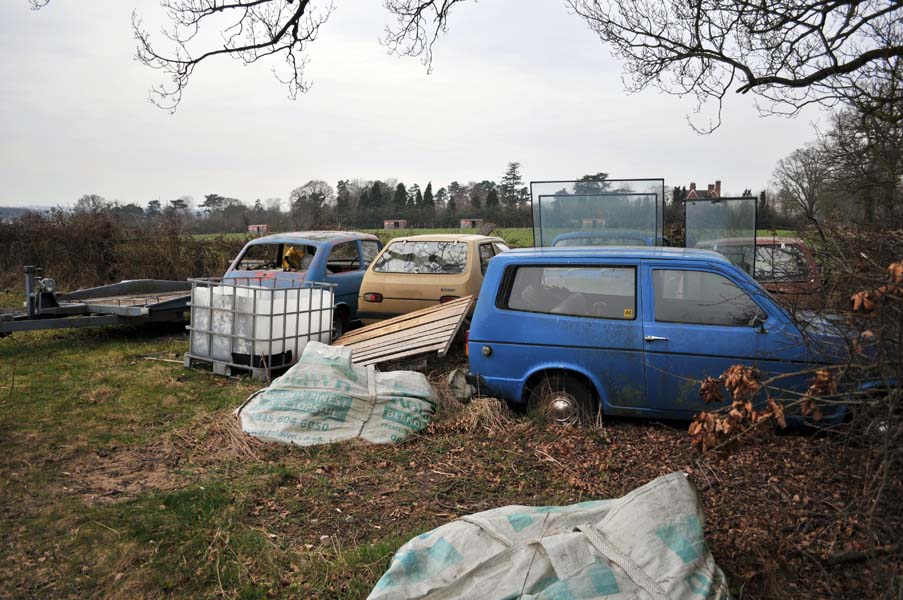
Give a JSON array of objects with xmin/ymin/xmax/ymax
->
[
  {"xmin": 361, "ymin": 241, "xmax": 380, "ymax": 267},
  {"xmin": 653, "ymin": 269, "xmax": 765, "ymax": 326},
  {"xmin": 479, "ymin": 244, "xmax": 494, "ymax": 275},
  {"xmin": 506, "ymin": 266, "xmax": 636, "ymax": 320},
  {"xmin": 327, "ymin": 242, "xmax": 361, "ymax": 273}
]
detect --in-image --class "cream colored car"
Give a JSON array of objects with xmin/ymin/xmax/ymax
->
[{"xmin": 357, "ymin": 234, "xmax": 509, "ymax": 323}]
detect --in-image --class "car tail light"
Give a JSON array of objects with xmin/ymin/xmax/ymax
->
[
  {"xmin": 363, "ymin": 293, "xmax": 383, "ymax": 302},
  {"xmin": 440, "ymin": 295, "xmax": 460, "ymax": 303},
  {"xmin": 465, "ymin": 330, "xmax": 469, "ymax": 357}
]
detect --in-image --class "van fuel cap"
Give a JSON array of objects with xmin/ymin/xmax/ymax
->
[{"xmin": 481, "ymin": 345, "xmax": 493, "ymax": 357}]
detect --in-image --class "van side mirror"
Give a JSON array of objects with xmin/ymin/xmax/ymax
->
[{"xmin": 749, "ymin": 314, "xmax": 768, "ymax": 333}]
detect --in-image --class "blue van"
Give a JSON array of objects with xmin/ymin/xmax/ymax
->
[
  {"xmin": 466, "ymin": 247, "xmax": 860, "ymax": 424},
  {"xmin": 225, "ymin": 231, "xmax": 382, "ymax": 338}
]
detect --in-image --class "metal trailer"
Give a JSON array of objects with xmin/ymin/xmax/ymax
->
[{"xmin": 0, "ymin": 266, "xmax": 191, "ymax": 336}]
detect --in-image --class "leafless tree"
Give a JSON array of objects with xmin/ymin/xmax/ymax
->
[
  {"xmin": 566, "ymin": 1, "xmax": 903, "ymax": 131},
  {"xmin": 818, "ymin": 68, "xmax": 903, "ymax": 223},
  {"xmin": 383, "ymin": 0, "xmax": 903, "ymax": 131},
  {"xmin": 772, "ymin": 144, "xmax": 830, "ymax": 225},
  {"xmin": 33, "ymin": 0, "xmax": 902, "ymax": 125}
]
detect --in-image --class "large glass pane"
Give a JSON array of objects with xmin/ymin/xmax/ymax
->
[
  {"xmin": 530, "ymin": 179, "xmax": 665, "ymax": 247},
  {"xmin": 685, "ymin": 197, "xmax": 757, "ymax": 275}
]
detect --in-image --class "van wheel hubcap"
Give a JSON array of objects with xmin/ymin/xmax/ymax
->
[{"xmin": 549, "ymin": 395, "xmax": 579, "ymax": 425}]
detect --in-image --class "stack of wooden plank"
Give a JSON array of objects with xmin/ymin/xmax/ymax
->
[{"xmin": 333, "ymin": 296, "xmax": 473, "ymax": 365}]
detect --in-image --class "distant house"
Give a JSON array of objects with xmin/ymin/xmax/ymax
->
[
  {"xmin": 686, "ymin": 180, "xmax": 722, "ymax": 200},
  {"xmin": 460, "ymin": 218, "xmax": 483, "ymax": 229},
  {"xmin": 248, "ymin": 224, "xmax": 270, "ymax": 235},
  {"xmin": 384, "ymin": 219, "xmax": 408, "ymax": 229},
  {"xmin": 581, "ymin": 218, "xmax": 605, "ymax": 228}
]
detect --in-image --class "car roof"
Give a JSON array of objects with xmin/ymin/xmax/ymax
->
[
  {"xmin": 387, "ymin": 233, "xmax": 504, "ymax": 243},
  {"xmin": 246, "ymin": 231, "xmax": 379, "ymax": 246},
  {"xmin": 496, "ymin": 246, "xmax": 730, "ymax": 263}
]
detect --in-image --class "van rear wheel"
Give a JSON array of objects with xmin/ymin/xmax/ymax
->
[{"xmin": 529, "ymin": 373, "xmax": 596, "ymax": 426}]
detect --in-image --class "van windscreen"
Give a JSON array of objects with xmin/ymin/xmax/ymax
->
[{"xmin": 373, "ymin": 241, "xmax": 468, "ymax": 274}]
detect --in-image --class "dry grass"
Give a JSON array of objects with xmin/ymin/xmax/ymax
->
[
  {"xmin": 448, "ymin": 397, "xmax": 513, "ymax": 434},
  {"xmin": 2, "ymin": 326, "xmax": 902, "ymax": 599}
]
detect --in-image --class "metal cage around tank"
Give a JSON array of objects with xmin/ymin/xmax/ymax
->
[{"xmin": 184, "ymin": 276, "xmax": 335, "ymax": 379}]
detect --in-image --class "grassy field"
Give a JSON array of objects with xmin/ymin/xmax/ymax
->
[{"xmin": 1, "ymin": 321, "xmax": 899, "ymax": 599}]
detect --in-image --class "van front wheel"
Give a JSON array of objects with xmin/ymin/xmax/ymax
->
[{"xmin": 529, "ymin": 373, "xmax": 596, "ymax": 426}]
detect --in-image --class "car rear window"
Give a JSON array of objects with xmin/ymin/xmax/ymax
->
[
  {"xmin": 505, "ymin": 266, "xmax": 636, "ymax": 320},
  {"xmin": 372, "ymin": 241, "xmax": 468, "ymax": 274}
]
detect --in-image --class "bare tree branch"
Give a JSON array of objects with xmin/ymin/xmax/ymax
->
[
  {"xmin": 31, "ymin": 0, "xmax": 903, "ymax": 126},
  {"xmin": 129, "ymin": 0, "xmax": 333, "ymax": 112},
  {"xmin": 567, "ymin": 0, "xmax": 903, "ymax": 131},
  {"xmin": 381, "ymin": 0, "xmax": 472, "ymax": 71}
]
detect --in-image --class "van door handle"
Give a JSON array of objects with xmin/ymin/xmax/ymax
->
[{"xmin": 644, "ymin": 335, "xmax": 669, "ymax": 342}]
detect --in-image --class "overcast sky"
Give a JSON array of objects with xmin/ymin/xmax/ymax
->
[{"xmin": 0, "ymin": 0, "xmax": 828, "ymax": 208}]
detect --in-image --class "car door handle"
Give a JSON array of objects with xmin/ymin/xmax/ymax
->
[{"xmin": 644, "ymin": 335, "xmax": 669, "ymax": 342}]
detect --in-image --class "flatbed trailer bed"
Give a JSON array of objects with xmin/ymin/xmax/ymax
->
[{"xmin": 0, "ymin": 269, "xmax": 191, "ymax": 335}]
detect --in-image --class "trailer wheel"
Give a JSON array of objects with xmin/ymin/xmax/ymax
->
[{"xmin": 528, "ymin": 373, "xmax": 596, "ymax": 426}]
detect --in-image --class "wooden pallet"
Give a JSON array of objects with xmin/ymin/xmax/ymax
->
[{"xmin": 333, "ymin": 296, "xmax": 473, "ymax": 366}]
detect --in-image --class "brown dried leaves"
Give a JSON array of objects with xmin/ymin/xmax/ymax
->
[
  {"xmin": 723, "ymin": 365, "xmax": 762, "ymax": 399},
  {"xmin": 700, "ymin": 377, "xmax": 724, "ymax": 405},
  {"xmin": 800, "ymin": 369, "xmax": 837, "ymax": 421},
  {"xmin": 850, "ymin": 260, "xmax": 903, "ymax": 312},
  {"xmin": 690, "ymin": 366, "xmax": 767, "ymax": 453},
  {"xmin": 689, "ymin": 366, "xmax": 841, "ymax": 453}
]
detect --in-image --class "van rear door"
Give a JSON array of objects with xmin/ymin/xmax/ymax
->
[{"xmin": 470, "ymin": 260, "xmax": 647, "ymax": 411}]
